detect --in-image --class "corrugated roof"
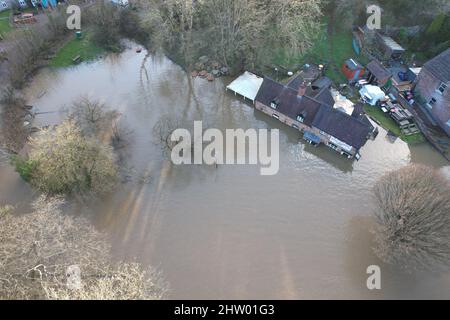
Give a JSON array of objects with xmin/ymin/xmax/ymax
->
[
  {"xmin": 424, "ymin": 48, "xmax": 450, "ymax": 83},
  {"xmin": 226, "ymin": 71, "xmax": 264, "ymax": 101},
  {"xmin": 380, "ymin": 35, "xmax": 405, "ymax": 52}
]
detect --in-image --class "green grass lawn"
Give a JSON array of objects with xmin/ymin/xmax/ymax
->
[
  {"xmin": 50, "ymin": 33, "xmax": 104, "ymax": 68},
  {"xmin": 271, "ymin": 20, "xmax": 367, "ymax": 84},
  {"xmin": 0, "ymin": 10, "xmax": 12, "ymax": 37},
  {"xmin": 363, "ymin": 105, "xmax": 425, "ymax": 144}
]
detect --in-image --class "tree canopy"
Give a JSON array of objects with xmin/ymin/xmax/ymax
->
[{"xmin": 373, "ymin": 164, "xmax": 450, "ymax": 271}]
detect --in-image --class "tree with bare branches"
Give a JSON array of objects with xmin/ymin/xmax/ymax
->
[
  {"xmin": 372, "ymin": 164, "xmax": 450, "ymax": 271},
  {"xmin": 0, "ymin": 196, "xmax": 167, "ymax": 300}
]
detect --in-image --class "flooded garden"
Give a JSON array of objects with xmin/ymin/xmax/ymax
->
[{"xmin": 1, "ymin": 45, "xmax": 449, "ymax": 299}]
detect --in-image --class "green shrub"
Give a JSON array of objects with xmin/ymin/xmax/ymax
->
[
  {"xmin": 11, "ymin": 155, "xmax": 37, "ymax": 182},
  {"xmin": 426, "ymin": 13, "xmax": 446, "ymax": 36}
]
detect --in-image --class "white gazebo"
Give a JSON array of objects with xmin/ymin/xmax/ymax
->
[{"xmin": 226, "ymin": 71, "xmax": 264, "ymax": 103}]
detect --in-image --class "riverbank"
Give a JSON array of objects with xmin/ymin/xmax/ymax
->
[
  {"xmin": 0, "ymin": 10, "xmax": 11, "ymax": 37},
  {"xmin": 49, "ymin": 32, "xmax": 104, "ymax": 68}
]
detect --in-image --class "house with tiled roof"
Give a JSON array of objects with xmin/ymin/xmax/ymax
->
[
  {"xmin": 414, "ymin": 48, "xmax": 450, "ymax": 136},
  {"xmin": 254, "ymin": 75, "xmax": 373, "ymax": 159}
]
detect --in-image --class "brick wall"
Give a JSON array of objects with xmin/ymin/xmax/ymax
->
[
  {"xmin": 254, "ymin": 101, "xmax": 357, "ymax": 157},
  {"xmin": 415, "ymin": 68, "xmax": 450, "ymax": 135}
]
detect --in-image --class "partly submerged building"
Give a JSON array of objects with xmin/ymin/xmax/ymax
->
[{"xmin": 254, "ymin": 74, "xmax": 373, "ymax": 159}]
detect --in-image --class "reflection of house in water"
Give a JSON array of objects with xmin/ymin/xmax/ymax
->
[{"xmin": 228, "ymin": 67, "xmax": 375, "ymax": 160}]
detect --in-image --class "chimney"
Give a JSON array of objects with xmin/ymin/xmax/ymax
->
[{"xmin": 298, "ymin": 81, "xmax": 307, "ymax": 97}]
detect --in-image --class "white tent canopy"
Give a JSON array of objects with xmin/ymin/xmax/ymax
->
[
  {"xmin": 226, "ymin": 71, "xmax": 263, "ymax": 102},
  {"xmin": 359, "ymin": 85, "xmax": 386, "ymax": 106}
]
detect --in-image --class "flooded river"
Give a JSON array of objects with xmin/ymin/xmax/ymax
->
[{"xmin": 2, "ymin": 45, "xmax": 450, "ymax": 299}]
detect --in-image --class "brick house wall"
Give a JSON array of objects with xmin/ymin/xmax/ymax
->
[
  {"xmin": 415, "ymin": 68, "xmax": 450, "ymax": 135},
  {"xmin": 254, "ymin": 101, "xmax": 358, "ymax": 157}
]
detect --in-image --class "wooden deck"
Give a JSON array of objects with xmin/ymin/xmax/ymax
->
[{"xmin": 396, "ymin": 92, "xmax": 450, "ymax": 161}]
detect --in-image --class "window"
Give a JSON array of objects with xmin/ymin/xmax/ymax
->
[
  {"xmin": 296, "ymin": 115, "xmax": 304, "ymax": 123},
  {"xmin": 327, "ymin": 142, "xmax": 338, "ymax": 151},
  {"xmin": 427, "ymin": 97, "xmax": 437, "ymax": 109},
  {"xmin": 437, "ymin": 82, "xmax": 447, "ymax": 95},
  {"xmin": 272, "ymin": 114, "xmax": 279, "ymax": 120},
  {"xmin": 270, "ymin": 99, "xmax": 279, "ymax": 109}
]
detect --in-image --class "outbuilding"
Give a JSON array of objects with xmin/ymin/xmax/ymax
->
[
  {"xmin": 226, "ymin": 71, "xmax": 264, "ymax": 103},
  {"xmin": 376, "ymin": 33, "xmax": 405, "ymax": 60},
  {"xmin": 341, "ymin": 59, "xmax": 365, "ymax": 82}
]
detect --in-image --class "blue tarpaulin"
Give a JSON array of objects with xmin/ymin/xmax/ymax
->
[
  {"xmin": 303, "ymin": 131, "xmax": 321, "ymax": 144},
  {"xmin": 352, "ymin": 38, "xmax": 361, "ymax": 55}
]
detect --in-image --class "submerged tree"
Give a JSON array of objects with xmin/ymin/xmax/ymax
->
[
  {"xmin": 0, "ymin": 196, "xmax": 167, "ymax": 300},
  {"xmin": 372, "ymin": 164, "xmax": 450, "ymax": 271},
  {"xmin": 21, "ymin": 120, "xmax": 118, "ymax": 196}
]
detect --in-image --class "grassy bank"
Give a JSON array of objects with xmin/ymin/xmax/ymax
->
[
  {"xmin": 272, "ymin": 19, "xmax": 367, "ymax": 84},
  {"xmin": 363, "ymin": 105, "xmax": 425, "ymax": 144},
  {"xmin": 0, "ymin": 10, "xmax": 11, "ymax": 37},
  {"xmin": 50, "ymin": 33, "xmax": 103, "ymax": 68}
]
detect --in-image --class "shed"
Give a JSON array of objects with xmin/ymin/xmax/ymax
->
[
  {"xmin": 226, "ymin": 71, "xmax": 264, "ymax": 103},
  {"xmin": 342, "ymin": 59, "xmax": 365, "ymax": 81},
  {"xmin": 376, "ymin": 33, "xmax": 405, "ymax": 60},
  {"xmin": 366, "ymin": 60, "xmax": 392, "ymax": 86}
]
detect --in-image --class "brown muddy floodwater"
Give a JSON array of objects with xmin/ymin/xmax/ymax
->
[{"xmin": 2, "ymin": 45, "xmax": 449, "ymax": 299}]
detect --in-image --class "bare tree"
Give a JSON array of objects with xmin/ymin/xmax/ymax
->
[
  {"xmin": 0, "ymin": 87, "xmax": 32, "ymax": 153},
  {"xmin": 202, "ymin": 0, "xmax": 269, "ymax": 69},
  {"xmin": 69, "ymin": 96, "xmax": 118, "ymax": 137},
  {"xmin": 152, "ymin": 115, "xmax": 186, "ymax": 154},
  {"xmin": 0, "ymin": 196, "xmax": 167, "ymax": 300},
  {"xmin": 372, "ymin": 164, "xmax": 450, "ymax": 271},
  {"xmin": 270, "ymin": 0, "xmax": 323, "ymax": 57},
  {"xmin": 5, "ymin": 7, "xmax": 69, "ymax": 88}
]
